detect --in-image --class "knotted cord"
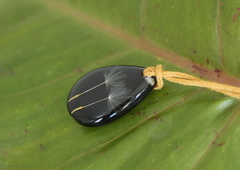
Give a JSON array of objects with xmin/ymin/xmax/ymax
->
[{"xmin": 143, "ymin": 65, "xmax": 240, "ymax": 99}]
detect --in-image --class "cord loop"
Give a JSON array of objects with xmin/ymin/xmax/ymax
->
[{"xmin": 143, "ymin": 65, "xmax": 240, "ymax": 99}]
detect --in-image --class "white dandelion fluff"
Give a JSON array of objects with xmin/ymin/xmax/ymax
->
[
  {"xmin": 104, "ymin": 67, "xmax": 131, "ymax": 111},
  {"xmin": 69, "ymin": 66, "xmax": 132, "ymax": 114}
]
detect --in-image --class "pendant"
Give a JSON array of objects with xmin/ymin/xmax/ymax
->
[{"xmin": 67, "ymin": 66, "xmax": 155, "ymax": 127}]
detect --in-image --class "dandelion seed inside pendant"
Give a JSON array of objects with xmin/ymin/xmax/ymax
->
[{"xmin": 67, "ymin": 66, "xmax": 155, "ymax": 127}]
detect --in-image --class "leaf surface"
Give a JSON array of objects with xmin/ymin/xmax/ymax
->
[{"xmin": 1, "ymin": 0, "xmax": 240, "ymax": 170}]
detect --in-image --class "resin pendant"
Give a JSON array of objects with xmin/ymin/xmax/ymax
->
[{"xmin": 67, "ymin": 66, "xmax": 155, "ymax": 127}]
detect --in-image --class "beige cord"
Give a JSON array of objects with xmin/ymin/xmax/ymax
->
[{"xmin": 143, "ymin": 65, "xmax": 240, "ymax": 99}]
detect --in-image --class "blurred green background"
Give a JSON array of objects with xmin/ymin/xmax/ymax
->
[{"xmin": 1, "ymin": 0, "xmax": 240, "ymax": 169}]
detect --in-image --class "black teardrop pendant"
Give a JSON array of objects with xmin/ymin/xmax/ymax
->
[{"xmin": 67, "ymin": 66, "xmax": 155, "ymax": 127}]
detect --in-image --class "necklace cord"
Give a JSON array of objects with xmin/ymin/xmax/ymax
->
[{"xmin": 143, "ymin": 65, "xmax": 240, "ymax": 99}]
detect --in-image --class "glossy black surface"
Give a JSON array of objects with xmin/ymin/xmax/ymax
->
[{"xmin": 67, "ymin": 66, "xmax": 155, "ymax": 127}]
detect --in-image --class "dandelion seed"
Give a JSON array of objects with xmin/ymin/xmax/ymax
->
[{"xmin": 104, "ymin": 67, "xmax": 131, "ymax": 111}]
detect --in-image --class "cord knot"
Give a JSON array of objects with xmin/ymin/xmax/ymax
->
[
  {"xmin": 143, "ymin": 65, "xmax": 163, "ymax": 90},
  {"xmin": 143, "ymin": 64, "xmax": 240, "ymax": 99}
]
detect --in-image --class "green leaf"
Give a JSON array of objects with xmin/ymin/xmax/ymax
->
[{"xmin": 1, "ymin": 0, "xmax": 240, "ymax": 169}]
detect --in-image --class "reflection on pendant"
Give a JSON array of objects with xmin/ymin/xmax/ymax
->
[{"xmin": 67, "ymin": 65, "xmax": 155, "ymax": 127}]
